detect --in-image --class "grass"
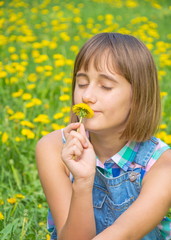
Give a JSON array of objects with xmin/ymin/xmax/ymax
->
[{"xmin": 0, "ymin": 0, "xmax": 171, "ymax": 239}]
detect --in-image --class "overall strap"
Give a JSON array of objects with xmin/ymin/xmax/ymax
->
[{"xmin": 133, "ymin": 137, "xmax": 159, "ymax": 167}]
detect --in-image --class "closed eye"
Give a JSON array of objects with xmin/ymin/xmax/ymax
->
[
  {"xmin": 102, "ymin": 86, "xmax": 112, "ymax": 90},
  {"xmin": 78, "ymin": 84, "xmax": 89, "ymax": 88}
]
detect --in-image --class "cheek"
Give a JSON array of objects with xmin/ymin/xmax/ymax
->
[{"xmin": 73, "ymin": 89, "xmax": 82, "ymax": 104}]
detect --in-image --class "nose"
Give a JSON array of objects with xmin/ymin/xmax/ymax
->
[{"xmin": 82, "ymin": 86, "xmax": 97, "ymax": 104}]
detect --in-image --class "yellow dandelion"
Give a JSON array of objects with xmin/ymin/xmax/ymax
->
[
  {"xmin": 15, "ymin": 194, "xmax": 25, "ymax": 199},
  {"xmin": 12, "ymin": 89, "xmax": 24, "ymax": 98},
  {"xmin": 22, "ymin": 93, "xmax": 32, "ymax": 100},
  {"xmin": 46, "ymin": 234, "xmax": 51, "ymax": 240},
  {"xmin": 15, "ymin": 137, "xmax": 23, "ymax": 142},
  {"xmin": 2, "ymin": 132, "xmax": 8, "ymax": 143},
  {"xmin": 0, "ymin": 199, "xmax": 4, "ymax": 205},
  {"xmin": 20, "ymin": 120, "xmax": 35, "ymax": 128},
  {"xmin": 41, "ymin": 131, "xmax": 50, "ymax": 136},
  {"xmin": 51, "ymin": 123, "xmax": 65, "ymax": 130},
  {"xmin": 33, "ymin": 114, "xmax": 50, "ymax": 124},
  {"xmin": 72, "ymin": 103, "xmax": 94, "ymax": 123},
  {"xmin": 0, "ymin": 212, "xmax": 4, "ymax": 220},
  {"xmin": 64, "ymin": 116, "xmax": 70, "ymax": 123},
  {"xmin": 9, "ymin": 112, "xmax": 25, "ymax": 120},
  {"xmin": 59, "ymin": 94, "xmax": 70, "ymax": 101},
  {"xmin": 61, "ymin": 106, "xmax": 70, "ymax": 113},
  {"xmin": 0, "ymin": 71, "xmax": 7, "ymax": 78},
  {"xmin": 7, "ymin": 198, "xmax": 17, "ymax": 204},
  {"xmin": 53, "ymin": 112, "xmax": 64, "ymax": 119},
  {"xmin": 38, "ymin": 221, "xmax": 45, "ymax": 226},
  {"xmin": 27, "ymin": 84, "xmax": 36, "ymax": 90},
  {"xmin": 21, "ymin": 129, "xmax": 35, "ymax": 139}
]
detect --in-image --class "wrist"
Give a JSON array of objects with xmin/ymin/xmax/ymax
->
[{"xmin": 73, "ymin": 176, "xmax": 95, "ymax": 193}]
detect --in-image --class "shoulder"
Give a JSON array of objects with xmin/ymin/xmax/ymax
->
[
  {"xmin": 142, "ymin": 148, "xmax": 171, "ymax": 195},
  {"xmin": 36, "ymin": 128, "xmax": 69, "ymax": 176},
  {"xmin": 36, "ymin": 129, "xmax": 63, "ymax": 148}
]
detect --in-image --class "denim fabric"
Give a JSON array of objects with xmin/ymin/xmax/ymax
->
[
  {"xmin": 50, "ymin": 137, "xmax": 165, "ymax": 239},
  {"xmin": 93, "ymin": 137, "xmax": 164, "ymax": 239}
]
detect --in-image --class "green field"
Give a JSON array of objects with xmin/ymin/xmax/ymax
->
[{"xmin": 0, "ymin": 0, "xmax": 171, "ymax": 239}]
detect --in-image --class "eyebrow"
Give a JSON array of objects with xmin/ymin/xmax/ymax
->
[
  {"xmin": 76, "ymin": 73, "xmax": 88, "ymax": 78},
  {"xmin": 99, "ymin": 73, "xmax": 118, "ymax": 83},
  {"xmin": 76, "ymin": 72, "xmax": 118, "ymax": 83}
]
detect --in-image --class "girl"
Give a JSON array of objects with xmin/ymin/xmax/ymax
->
[{"xmin": 36, "ymin": 32, "xmax": 171, "ymax": 240}]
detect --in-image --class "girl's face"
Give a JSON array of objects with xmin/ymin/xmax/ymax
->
[{"xmin": 74, "ymin": 56, "xmax": 132, "ymax": 136}]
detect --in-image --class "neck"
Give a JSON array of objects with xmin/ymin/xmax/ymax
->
[{"xmin": 89, "ymin": 131, "xmax": 128, "ymax": 163}]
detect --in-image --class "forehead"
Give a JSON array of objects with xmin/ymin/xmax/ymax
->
[{"xmin": 79, "ymin": 50, "xmax": 121, "ymax": 76}]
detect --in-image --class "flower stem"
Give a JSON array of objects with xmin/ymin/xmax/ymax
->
[{"xmin": 79, "ymin": 117, "xmax": 83, "ymax": 123}]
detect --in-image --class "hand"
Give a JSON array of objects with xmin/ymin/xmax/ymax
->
[{"xmin": 62, "ymin": 123, "xmax": 96, "ymax": 181}]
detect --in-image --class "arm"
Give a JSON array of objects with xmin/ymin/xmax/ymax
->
[
  {"xmin": 36, "ymin": 123, "xmax": 96, "ymax": 240},
  {"xmin": 92, "ymin": 149, "xmax": 171, "ymax": 240}
]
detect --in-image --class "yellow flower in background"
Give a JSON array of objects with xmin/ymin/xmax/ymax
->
[
  {"xmin": 72, "ymin": 103, "xmax": 94, "ymax": 122},
  {"xmin": 160, "ymin": 92, "xmax": 168, "ymax": 97},
  {"xmin": 26, "ymin": 84, "xmax": 36, "ymax": 90},
  {"xmin": 36, "ymin": 66, "xmax": 44, "ymax": 73},
  {"xmin": 12, "ymin": 89, "xmax": 24, "ymax": 98},
  {"xmin": 10, "ymin": 53, "xmax": 19, "ymax": 61},
  {"xmin": 20, "ymin": 121, "xmax": 35, "ymax": 128},
  {"xmin": 22, "ymin": 93, "xmax": 32, "ymax": 100},
  {"xmin": 15, "ymin": 194, "xmax": 25, "ymax": 199},
  {"xmin": 10, "ymin": 77, "xmax": 19, "ymax": 84},
  {"xmin": 9, "ymin": 112, "xmax": 25, "ymax": 120},
  {"xmin": 7, "ymin": 198, "xmax": 17, "ymax": 204},
  {"xmin": 39, "ymin": 221, "xmax": 46, "ymax": 226},
  {"xmin": 164, "ymin": 135, "xmax": 171, "ymax": 144},
  {"xmin": 25, "ymin": 98, "xmax": 42, "ymax": 108},
  {"xmin": 64, "ymin": 116, "xmax": 70, "ymax": 123},
  {"xmin": 46, "ymin": 234, "xmax": 51, "ymax": 240},
  {"xmin": 0, "ymin": 71, "xmax": 7, "ymax": 78},
  {"xmin": 15, "ymin": 137, "xmax": 23, "ymax": 142},
  {"xmin": 41, "ymin": 131, "xmax": 50, "ymax": 136},
  {"xmin": 159, "ymin": 124, "xmax": 167, "ymax": 129},
  {"xmin": 53, "ymin": 112, "xmax": 64, "ymax": 119},
  {"xmin": 6, "ymin": 106, "xmax": 14, "ymax": 115},
  {"xmin": 0, "ymin": 212, "xmax": 4, "ymax": 220},
  {"xmin": 0, "ymin": 200, "xmax": 4, "ymax": 205},
  {"xmin": 21, "ymin": 128, "xmax": 35, "ymax": 139},
  {"xmin": 34, "ymin": 114, "xmax": 50, "ymax": 123},
  {"xmin": 70, "ymin": 45, "xmax": 79, "ymax": 53},
  {"xmin": 63, "ymin": 78, "xmax": 72, "ymax": 84},
  {"xmin": 59, "ymin": 94, "xmax": 70, "ymax": 101},
  {"xmin": 61, "ymin": 106, "xmax": 71, "ymax": 113},
  {"xmin": 51, "ymin": 123, "xmax": 65, "ymax": 130},
  {"xmin": 28, "ymin": 73, "xmax": 37, "ymax": 82},
  {"xmin": 2, "ymin": 132, "xmax": 8, "ymax": 143},
  {"xmin": 8, "ymin": 46, "xmax": 16, "ymax": 53}
]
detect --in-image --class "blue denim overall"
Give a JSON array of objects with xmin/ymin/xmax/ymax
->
[
  {"xmin": 93, "ymin": 137, "xmax": 164, "ymax": 239},
  {"xmin": 50, "ymin": 137, "xmax": 165, "ymax": 239}
]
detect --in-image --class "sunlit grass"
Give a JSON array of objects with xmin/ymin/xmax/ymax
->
[{"xmin": 0, "ymin": 0, "xmax": 171, "ymax": 239}]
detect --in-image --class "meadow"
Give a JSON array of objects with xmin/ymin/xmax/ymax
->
[{"xmin": 0, "ymin": 0, "xmax": 171, "ymax": 239}]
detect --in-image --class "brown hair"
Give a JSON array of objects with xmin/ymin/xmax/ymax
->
[{"xmin": 70, "ymin": 32, "xmax": 161, "ymax": 142}]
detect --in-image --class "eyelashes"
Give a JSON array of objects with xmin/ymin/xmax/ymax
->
[{"xmin": 77, "ymin": 84, "xmax": 112, "ymax": 91}]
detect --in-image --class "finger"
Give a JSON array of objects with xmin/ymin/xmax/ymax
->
[
  {"xmin": 69, "ymin": 129, "xmax": 88, "ymax": 149},
  {"xmin": 63, "ymin": 122, "xmax": 81, "ymax": 139},
  {"xmin": 79, "ymin": 124, "xmax": 91, "ymax": 148}
]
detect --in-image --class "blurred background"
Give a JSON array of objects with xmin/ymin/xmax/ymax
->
[{"xmin": 0, "ymin": 0, "xmax": 171, "ymax": 239}]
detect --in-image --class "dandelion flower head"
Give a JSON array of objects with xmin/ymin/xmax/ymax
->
[{"xmin": 72, "ymin": 103, "xmax": 94, "ymax": 119}]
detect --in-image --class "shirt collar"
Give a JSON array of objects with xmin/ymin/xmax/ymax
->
[{"xmin": 96, "ymin": 141, "xmax": 141, "ymax": 171}]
